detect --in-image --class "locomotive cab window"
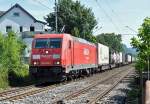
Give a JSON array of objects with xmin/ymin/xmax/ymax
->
[
  {"xmin": 34, "ymin": 38, "xmax": 62, "ymax": 48},
  {"xmin": 49, "ymin": 38, "xmax": 62, "ymax": 48},
  {"xmin": 35, "ymin": 39, "xmax": 49, "ymax": 48}
]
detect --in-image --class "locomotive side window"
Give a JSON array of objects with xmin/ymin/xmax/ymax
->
[
  {"xmin": 35, "ymin": 39, "xmax": 49, "ymax": 48},
  {"xmin": 49, "ymin": 38, "xmax": 62, "ymax": 48}
]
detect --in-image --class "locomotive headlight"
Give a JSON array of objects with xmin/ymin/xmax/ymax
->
[
  {"xmin": 56, "ymin": 61, "xmax": 60, "ymax": 64},
  {"xmin": 54, "ymin": 61, "xmax": 60, "ymax": 65},
  {"xmin": 33, "ymin": 61, "xmax": 37, "ymax": 65},
  {"xmin": 45, "ymin": 51, "xmax": 49, "ymax": 54},
  {"xmin": 53, "ymin": 54, "xmax": 60, "ymax": 59},
  {"xmin": 32, "ymin": 55, "xmax": 40, "ymax": 59}
]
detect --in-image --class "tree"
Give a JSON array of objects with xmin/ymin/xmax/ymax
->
[
  {"xmin": 96, "ymin": 33, "xmax": 123, "ymax": 52},
  {"xmin": 131, "ymin": 17, "xmax": 150, "ymax": 71},
  {"xmin": 44, "ymin": 0, "xmax": 97, "ymax": 42}
]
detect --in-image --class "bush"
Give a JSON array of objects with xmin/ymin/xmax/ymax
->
[
  {"xmin": 8, "ymin": 64, "xmax": 30, "ymax": 86},
  {"xmin": 0, "ymin": 67, "xmax": 8, "ymax": 89},
  {"xmin": 0, "ymin": 31, "xmax": 29, "ymax": 88}
]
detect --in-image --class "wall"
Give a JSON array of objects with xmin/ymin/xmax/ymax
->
[{"xmin": 0, "ymin": 6, "xmax": 45, "ymax": 34}]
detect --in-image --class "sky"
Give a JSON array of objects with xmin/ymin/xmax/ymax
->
[{"xmin": 0, "ymin": 0, "xmax": 149, "ymax": 47}]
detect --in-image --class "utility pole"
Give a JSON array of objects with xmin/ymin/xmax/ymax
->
[{"xmin": 55, "ymin": 0, "xmax": 58, "ymax": 33}]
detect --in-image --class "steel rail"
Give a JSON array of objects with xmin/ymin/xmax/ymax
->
[{"xmin": 0, "ymin": 85, "xmax": 35, "ymax": 97}]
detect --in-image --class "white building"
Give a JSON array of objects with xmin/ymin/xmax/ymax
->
[
  {"xmin": 0, "ymin": 3, "xmax": 47, "ymax": 63},
  {"xmin": 0, "ymin": 3, "xmax": 46, "ymax": 34}
]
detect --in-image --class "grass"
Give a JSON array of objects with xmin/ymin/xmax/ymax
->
[{"xmin": 126, "ymin": 76, "xmax": 141, "ymax": 104}]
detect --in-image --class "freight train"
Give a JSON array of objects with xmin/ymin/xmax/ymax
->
[{"xmin": 29, "ymin": 33, "xmax": 134, "ymax": 81}]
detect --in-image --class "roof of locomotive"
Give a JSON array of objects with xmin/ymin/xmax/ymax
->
[
  {"xmin": 34, "ymin": 33, "xmax": 96, "ymax": 46},
  {"xmin": 34, "ymin": 33, "xmax": 67, "ymax": 38},
  {"xmin": 72, "ymin": 36, "xmax": 96, "ymax": 46}
]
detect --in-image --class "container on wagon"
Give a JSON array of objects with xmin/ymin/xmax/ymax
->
[{"xmin": 97, "ymin": 43, "xmax": 109, "ymax": 65}]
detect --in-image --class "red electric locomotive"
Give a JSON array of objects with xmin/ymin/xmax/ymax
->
[{"xmin": 29, "ymin": 34, "xmax": 97, "ymax": 81}]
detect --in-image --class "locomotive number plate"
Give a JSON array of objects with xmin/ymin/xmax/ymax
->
[
  {"xmin": 41, "ymin": 62, "xmax": 51, "ymax": 65},
  {"xmin": 41, "ymin": 55, "xmax": 51, "ymax": 58}
]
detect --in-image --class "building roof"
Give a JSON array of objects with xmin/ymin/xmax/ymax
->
[
  {"xmin": 0, "ymin": 3, "xmax": 46, "ymax": 24},
  {"xmin": 0, "ymin": 11, "xmax": 5, "ymax": 17}
]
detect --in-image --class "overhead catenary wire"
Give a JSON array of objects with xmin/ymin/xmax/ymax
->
[
  {"xmin": 32, "ymin": 0, "xmax": 53, "ymax": 11},
  {"xmin": 94, "ymin": 0, "xmax": 121, "ymax": 33},
  {"xmin": 125, "ymin": 26, "xmax": 138, "ymax": 33},
  {"xmin": 32, "ymin": 0, "xmax": 58, "ymax": 32},
  {"xmin": 104, "ymin": 0, "xmax": 125, "ymax": 28},
  {"xmin": 104, "ymin": 0, "xmax": 138, "ymax": 35}
]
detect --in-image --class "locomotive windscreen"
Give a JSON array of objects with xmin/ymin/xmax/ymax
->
[{"xmin": 34, "ymin": 38, "xmax": 62, "ymax": 48}]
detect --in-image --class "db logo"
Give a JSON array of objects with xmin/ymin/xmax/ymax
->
[{"xmin": 84, "ymin": 48, "xmax": 89, "ymax": 55}]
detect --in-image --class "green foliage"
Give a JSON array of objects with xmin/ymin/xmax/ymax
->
[
  {"xmin": 131, "ymin": 17, "xmax": 150, "ymax": 71},
  {"xmin": 8, "ymin": 64, "xmax": 30, "ymax": 86},
  {"xmin": 71, "ymin": 27, "xmax": 80, "ymax": 37},
  {"xmin": 0, "ymin": 67, "xmax": 8, "ymax": 88},
  {"xmin": 0, "ymin": 33, "xmax": 4, "ymax": 63},
  {"xmin": 1, "ymin": 32, "xmax": 22, "ymax": 69},
  {"xmin": 44, "ymin": 0, "xmax": 97, "ymax": 42},
  {"xmin": 96, "ymin": 33, "xmax": 123, "ymax": 52},
  {"xmin": 0, "ymin": 31, "xmax": 29, "ymax": 88}
]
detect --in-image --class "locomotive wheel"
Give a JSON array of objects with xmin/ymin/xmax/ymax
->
[
  {"xmin": 86, "ymin": 69, "xmax": 90, "ymax": 77},
  {"xmin": 75, "ymin": 70, "xmax": 79, "ymax": 78},
  {"xmin": 67, "ymin": 74, "xmax": 73, "ymax": 81},
  {"xmin": 60, "ymin": 75, "xmax": 67, "ymax": 82}
]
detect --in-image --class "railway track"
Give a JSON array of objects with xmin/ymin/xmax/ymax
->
[
  {"xmin": 0, "ymin": 86, "xmax": 50, "ymax": 101},
  {"xmin": 88, "ymin": 68, "xmax": 135, "ymax": 104},
  {"xmin": 0, "ymin": 73, "xmax": 94, "ymax": 101},
  {"xmin": 0, "ymin": 81, "xmax": 73, "ymax": 102},
  {"xmin": 0, "ymin": 85, "xmax": 35, "ymax": 100},
  {"xmin": 0, "ymin": 65, "xmax": 133, "ymax": 103},
  {"xmin": 52, "ymin": 66, "xmax": 134, "ymax": 104}
]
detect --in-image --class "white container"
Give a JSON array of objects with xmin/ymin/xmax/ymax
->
[
  {"xmin": 122, "ymin": 53, "xmax": 126, "ymax": 63},
  {"xmin": 97, "ymin": 43, "xmax": 109, "ymax": 65},
  {"xmin": 119, "ymin": 52, "xmax": 123, "ymax": 63},
  {"xmin": 127, "ymin": 55, "xmax": 132, "ymax": 62}
]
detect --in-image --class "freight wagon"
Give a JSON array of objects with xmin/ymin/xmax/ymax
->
[
  {"xmin": 115, "ymin": 52, "xmax": 123, "ymax": 67},
  {"xmin": 126, "ymin": 54, "xmax": 132, "ymax": 63}
]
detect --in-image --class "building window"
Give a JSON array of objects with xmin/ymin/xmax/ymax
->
[
  {"xmin": 20, "ymin": 26, "xmax": 23, "ymax": 32},
  {"xmin": 13, "ymin": 12, "xmax": 20, "ymax": 17},
  {"xmin": 30, "ymin": 26, "xmax": 35, "ymax": 32},
  {"xmin": 6, "ymin": 26, "xmax": 12, "ymax": 32}
]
